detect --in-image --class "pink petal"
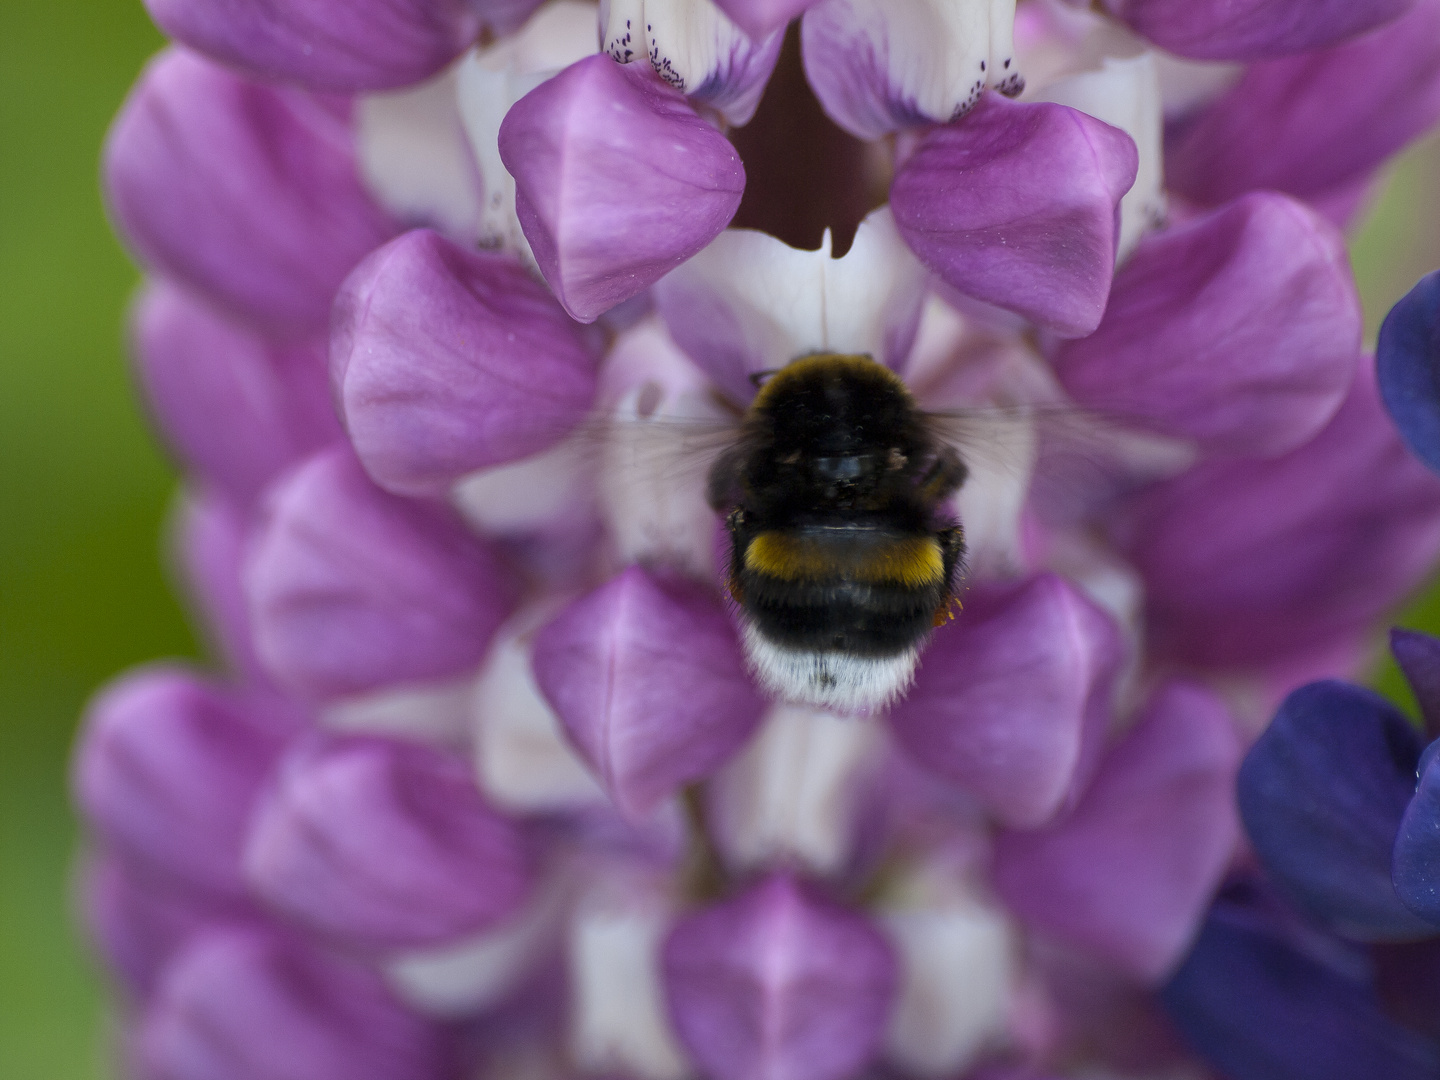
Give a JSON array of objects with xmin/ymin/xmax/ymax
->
[
  {"xmin": 331, "ymin": 229, "xmax": 600, "ymax": 496},
  {"xmin": 887, "ymin": 574, "xmax": 1124, "ymax": 829},
  {"xmin": 172, "ymin": 488, "xmax": 268, "ymax": 685},
  {"xmin": 993, "ymin": 681, "xmax": 1243, "ymax": 982},
  {"xmin": 103, "ymin": 48, "xmax": 400, "ymax": 338},
  {"xmin": 132, "ymin": 280, "xmax": 342, "ymax": 505},
  {"xmin": 1052, "ymin": 193, "xmax": 1361, "ymax": 458},
  {"xmin": 245, "ymin": 447, "xmax": 517, "ymax": 700},
  {"xmin": 1108, "ymin": 0, "xmax": 1416, "ymax": 60},
  {"xmin": 890, "ymin": 95, "xmax": 1136, "ymax": 337},
  {"xmin": 662, "ymin": 874, "xmax": 897, "ymax": 1080},
  {"xmin": 713, "ymin": 0, "xmax": 823, "ymax": 39},
  {"xmin": 531, "ymin": 566, "xmax": 766, "ymax": 817},
  {"xmin": 498, "ymin": 54, "xmax": 746, "ymax": 323}
]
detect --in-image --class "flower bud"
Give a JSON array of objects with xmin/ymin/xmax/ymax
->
[
  {"xmin": 994, "ymin": 681, "xmax": 1242, "ymax": 981},
  {"xmin": 498, "ymin": 54, "xmax": 746, "ymax": 323},
  {"xmin": 887, "ymin": 574, "xmax": 1123, "ymax": 829},
  {"xmin": 243, "ymin": 734, "xmax": 532, "ymax": 952},
  {"xmin": 662, "ymin": 874, "xmax": 897, "ymax": 1080},
  {"xmin": 172, "ymin": 488, "xmax": 266, "ymax": 684},
  {"xmin": 246, "ymin": 447, "xmax": 517, "ymax": 700},
  {"xmin": 104, "ymin": 48, "xmax": 399, "ymax": 337},
  {"xmin": 890, "ymin": 96, "xmax": 1137, "ymax": 337},
  {"xmin": 72, "ymin": 667, "xmax": 291, "ymax": 897},
  {"xmin": 532, "ymin": 567, "xmax": 766, "ymax": 818},
  {"xmin": 140, "ymin": 926, "xmax": 452, "ymax": 1080},
  {"xmin": 1054, "ymin": 193, "xmax": 1360, "ymax": 458},
  {"xmin": 331, "ymin": 228, "xmax": 600, "ymax": 496},
  {"xmin": 1377, "ymin": 268, "xmax": 1440, "ymax": 474}
]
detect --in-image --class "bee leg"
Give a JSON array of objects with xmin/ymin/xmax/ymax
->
[
  {"xmin": 918, "ymin": 445, "xmax": 968, "ymax": 502},
  {"xmin": 933, "ymin": 525, "xmax": 966, "ymax": 627},
  {"xmin": 724, "ymin": 508, "xmax": 747, "ymax": 603}
]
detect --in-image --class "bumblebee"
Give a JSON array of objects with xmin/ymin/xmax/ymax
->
[{"xmin": 706, "ymin": 353, "xmax": 967, "ymax": 714}]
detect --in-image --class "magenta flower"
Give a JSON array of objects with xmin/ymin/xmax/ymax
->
[{"xmin": 80, "ymin": 1, "xmax": 1440, "ymax": 1078}]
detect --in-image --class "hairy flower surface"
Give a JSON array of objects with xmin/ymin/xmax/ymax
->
[{"xmin": 79, "ymin": 1, "xmax": 1440, "ymax": 1078}]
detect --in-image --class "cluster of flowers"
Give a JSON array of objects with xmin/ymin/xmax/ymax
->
[{"xmin": 75, "ymin": 0, "xmax": 1440, "ymax": 1077}]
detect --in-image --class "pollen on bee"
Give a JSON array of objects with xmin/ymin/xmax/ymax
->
[{"xmin": 933, "ymin": 594, "xmax": 962, "ymax": 627}]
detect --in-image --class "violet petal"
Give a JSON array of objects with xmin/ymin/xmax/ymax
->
[
  {"xmin": 172, "ymin": 488, "xmax": 267, "ymax": 685},
  {"xmin": 1117, "ymin": 359, "xmax": 1440, "ymax": 671},
  {"xmin": 1053, "ymin": 192, "xmax": 1361, "ymax": 458},
  {"xmin": 245, "ymin": 447, "xmax": 517, "ymax": 700},
  {"xmin": 1391, "ymin": 627, "xmax": 1440, "ymax": 736},
  {"xmin": 243, "ymin": 734, "xmax": 532, "ymax": 952},
  {"xmin": 72, "ymin": 667, "xmax": 289, "ymax": 898},
  {"xmin": 331, "ymin": 228, "xmax": 600, "ymax": 496},
  {"xmin": 1161, "ymin": 885, "xmax": 1440, "ymax": 1080},
  {"xmin": 1108, "ymin": 0, "xmax": 1416, "ymax": 61},
  {"xmin": 142, "ymin": 0, "xmax": 493, "ymax": 92},
  {"xmin": 140, "ymin": 926, "xmax": 451, "ymax": 1080},
  {"xmin": 994, "ymin": 681, "xmax": 1242, "ymax": 981},
  {"xmin": 1164, "ymin": 0, "xmax": 1440, "ymax": 218},
  {"xmin": 498, "ymin": 54, "xmax": 746, "ymax": 323},
  {"xmin": 133, "ymin": 280, "xmax": 342, "ymax": 506},
  {"xmin": 890, "ymin": 95, "xmax": 1137, "ymax": 337},
  {"xmin": 1377, "ymin": 269, "xmax": 1440, "ymax": 475},
  {"xmin": 1238, "ymin": 681, "xmax": 1433, "ymax": 939},
  {"xmin": 801, "ymin": 0, "xmax": 1025, "ymax": 140},
  {"xmin": 662, "ymin": 875, "xmax": 896, "ymax": 1080},
  {"xmin": 887, "ymin": 574, "xmax": 1124, "ymax": 829},
  {"xmin": 531, "ymin": 567, "xmax": 766, "ymax": 817},
  {"xmin": 1394, "ymin": 745, "xmax": 1440, "ymax": 927},
  {"xmin": 103, "ymin": 49, "xmax": 399, "ymax": 338}
]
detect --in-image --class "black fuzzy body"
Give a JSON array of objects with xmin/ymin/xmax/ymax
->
[{"xmin": 707, "ymin": 354, "xmax": 967, "ymax": 660}]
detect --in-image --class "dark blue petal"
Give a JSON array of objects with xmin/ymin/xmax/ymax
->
[
  {"xmin": 1161, "ymin": 886, "xmax": 1440, "ymax": 1080},
  {"xmin": 1393, "ymin": 628, "xmax": 1440, "ymax": 737},
  {"xmin": 1378, "ymin": 269, "xmax": 1440, "ymax": 474},
  {"xmin": 1394, "ymin": 748, "xmax": 1440, "ymax": 927},
  {"xmin": 1238, "ymin": 680, "xmax": 1433, "ymax": 940}
]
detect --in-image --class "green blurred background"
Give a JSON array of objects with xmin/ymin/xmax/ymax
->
[{"xmin": 2, "ymin": 1, "xmax": 1440, "ymax": 1073}]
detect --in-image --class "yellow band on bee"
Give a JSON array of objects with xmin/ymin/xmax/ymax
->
[{"xmin": 746, "ymin": 531, "xmax": 945, "ymax": 587}]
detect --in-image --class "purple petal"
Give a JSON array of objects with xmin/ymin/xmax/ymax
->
[
  {"xmin": 1391, "ymin": 628, "xmax": 1440, "ymax": 736},
  {"xmin": 662, "ymin": 874, "xmax": 896, "ymax": 1080},
  {"xmin": 1377, "ymin": 269, "xmax": 1440, "ymax": 474},
  {"xmin": 142, "ymin": 0, "xmax": 496, "ymax": 92},
  {"xmin": 1164, "ymin": 0, "xmax": 1440, "ymax": 218},
  {"xmin": 103, "ymin": 48, "xmax": 400, "ymax": 338},
  {"xmin": 1052, "ymin": 193, "xmax": 1361, "ymax": 458},
  {"xmin": 1160, "ymin": 884, "xmax": 1440, "ymax": 1080},
  {"xmin": 890, "ymin": 95, "xmax": 1137, "ymax": 337},
  {"xmin": 801, "ymin": 0, "xmax": 1025, "ymax": 140},
  {"xmin": 245, "ymin": 447, "xmax": 518, "ymax": 700},
  {"xmin": 1238, "ymin": 681, "xmax": 1432, "ymax": 939},
  {"xmin": 1116, "ymin": 358, "xmax": 1440, "ymax": 672},
  {"xmin": 82, "ymin": 851, "xmax": 252, "ymax": 1000},
  {"xmin": 72, "ymin": 668, "xmax": 291, "ymax": 898},
  {"xmin": 140, "ymin": 926, "xmax": 452, "ymax": 1080},
  {"xmin": 243, "ymin": 734, "xmax": 532, "ymax": 952},
  {"xmin": 1394, "ymin": 743, "xmax": 1440, "ymax": 926},
  {"xmin": 133, "ymin": 280, "xmax": 342, "ymax": 506},
  {"xmin": 713, "ymin": 0, "xmax": 822, "ymax": 39},
  {"xmin": 172, "ymin": 489, "xmax": 267, "ymax": 684},
  {"xmin": 1108, "ymin": 0, "xmax": 1416, "ymax": 60},
  {"xmin": 331, "ymin": 229, "xmax": 600, "ymax": 497},
  {"xmin": 994, "ymin": 681, "xmax": 1242, "ymax": 981},
  {"xmin": 887, "ymin": 574, "xmax": 1123, "ymax": 829},
  {"xmin": 531, "ymin": 566, "xmax": 766, "ymax": 818},
  {"xmin": 498, "ymin": 54, "xmax": 746, "ymax": 323}
]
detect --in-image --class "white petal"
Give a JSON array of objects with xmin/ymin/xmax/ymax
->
[
  {"xmin": 357, "ymin": 66, "xmax": 482, "ymax": 238},
  {"xmin": 472, "ymin": 603, "xmax": 609, "ymax": 812},
  {"xmin": 456, "ymin": 1, "xmax": 601, "ymax": 255},
  {"xmin": 601, "ymin": 0, "xmax": 782, "ymax": 124},
  {"xmin": 387, "ymin": 867, "xmax": 572, "ymax": 1016},
  {"xmin": 596, "ymin": 317, "xmax": 732, "ymax": 578},
  {"xmin": 710, "ymin": 703, "xmax": 884, "ymax": 873},
  {"xmin": 654, "ymin": 207, "xmax": 929, "ymax": 401},
  {"xmin": 320, "ymin": 672, "xmax": 478, "ymax": 747},
  {"xmin": 452, "ymin": 432, "xmax": 599, "ymax": 535},
  {"xmin": 801, "ymin": 0, "xmax": 1023, "ymax": 140},
  {"xmin": 877, "ymin": 862, "xmax": 1017, "ymax": 1077},
  {"xmin": 569, "ymin": 869, "xmax": 692, "ymax": 1080},
  {"xmin": 1152, "ymin": 50, "xmax": 1243, "ymax": 120}
]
